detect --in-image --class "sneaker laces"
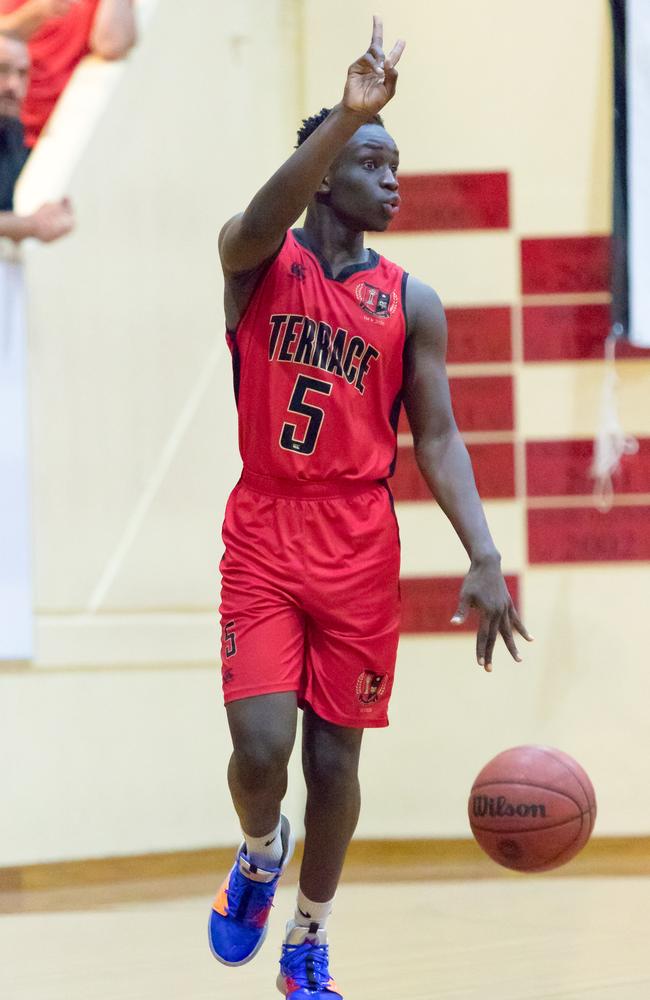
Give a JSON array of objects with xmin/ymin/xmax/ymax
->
[
  {"xmin": 226, "ymin": 865, "xmax": 276, "ymax": 926},
  {"xmin": 281, "ymin": 938, "xmax": 331, "ymax": 990}
]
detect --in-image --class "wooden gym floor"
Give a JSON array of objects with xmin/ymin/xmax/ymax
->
[{"xmin": 1, "ymin": 840, "xmax": 649, "ymax": 1000}]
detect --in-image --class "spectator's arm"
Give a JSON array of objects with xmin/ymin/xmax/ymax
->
[
  {"xmin": 89, "ymin": 0, "xmax": 136, "ymax": 60},
  {"xmin": 0, "ymin": 0, "xmax": 75, "ymax": 42},
  {"xmin": 0, "ymin": 212, "xmax": 34, "ymax": 240},
  {"xmin": 0, "ymin": 200, "xmax": 74, "ymax": 242}
]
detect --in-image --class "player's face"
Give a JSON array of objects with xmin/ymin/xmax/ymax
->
[
  {"xmin": 0, "ymin": 37, "xmax": 29, "ymax": 118},
  {"xmin": 326, "ymin": 124, "xmax": 400, "ymax": 233}
]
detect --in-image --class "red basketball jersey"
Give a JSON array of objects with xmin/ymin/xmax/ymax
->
[{"xmin": 227, "ymin": 229, "xmax": 407, "ymax": 482}]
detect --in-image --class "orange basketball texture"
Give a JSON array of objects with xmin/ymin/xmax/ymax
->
[{"xmin": 468, "ymin": 746, "xmax": 597, "ymax": 872}]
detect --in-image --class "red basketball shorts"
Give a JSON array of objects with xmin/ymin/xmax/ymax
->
[{"xmin": 219, "ymin": 470, "xmax": 401, "ymax": 728}]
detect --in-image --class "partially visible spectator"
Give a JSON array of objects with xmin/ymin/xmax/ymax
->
[
  {"xmin": 0, "ymin": 31, "xmax": 28, "ymax": 200},
  {"xmin": 0, "ymin": 0, "xmax": 136, "ymax": 147},
  {"xmin": 0, "ymin": 32, "xmax": 73, "ymax": 241}
]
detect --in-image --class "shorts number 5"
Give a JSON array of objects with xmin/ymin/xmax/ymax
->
[{"xmin": 223, "ymin": 620, "xmax": 237, "ymax": 659}]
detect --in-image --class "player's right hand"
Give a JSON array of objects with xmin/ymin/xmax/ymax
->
[
  {"xmin": 343, "ymin": 15, "xmax": 405, "ymax": 118},
  {"xmin": 30, "ymin": 199, "xmax": 75, "ymax": 243}
]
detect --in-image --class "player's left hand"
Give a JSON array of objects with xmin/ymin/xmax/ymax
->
[
  {"xmin": 343, "ymin": 15, "xmax": 406, "ymax": 118},
  {"xmin": 451, "ymin": 559, "xmax": 533, "ymax": 672}
]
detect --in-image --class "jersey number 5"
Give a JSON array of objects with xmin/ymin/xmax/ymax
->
[{"xmin": 280, "ymin": 374, "xmax": 333, "ymax": 456}]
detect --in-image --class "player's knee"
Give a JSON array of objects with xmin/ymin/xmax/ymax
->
[
  {"xmin": 303, "ymin": 739, "xmax": 360, "ymax": 797},
  {"xmin": 232, "ymin": 736, "xmax": 292, "ymax": 792}
]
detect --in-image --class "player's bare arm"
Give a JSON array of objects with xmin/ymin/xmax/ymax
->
[
  {"xmin": 218, "ymin": 15, "xmax": 405, "ymax": 288},
  {"xmin": 403, "ymin": 276, "xmax": 532, "ymax": 672}
]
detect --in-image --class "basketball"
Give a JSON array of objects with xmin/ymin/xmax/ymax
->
[{"xmin": 468, "ymin": 746, "xmax": 597, "ymax": 872}]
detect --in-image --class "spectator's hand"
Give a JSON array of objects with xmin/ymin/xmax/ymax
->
[
  {"xmin": 32, "ymin": 0, "xmax": 77, "ymax": 21},
  {"xmin": 29, "ymin": 199, "xmax": 75, "ymax": 242}
]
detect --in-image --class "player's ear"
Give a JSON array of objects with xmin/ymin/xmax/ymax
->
[{"xmin": 317, "ymin": 174, "xmax": 331, "ymax": 196}]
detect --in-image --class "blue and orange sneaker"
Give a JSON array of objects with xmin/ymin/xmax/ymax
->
[
  {"xmin": 276, "ymin": 920, "xmax": 343, "ymax": 998},
  {"xmin": 208, "ymin": 815, "xmax": 295, "ymax": 967}
]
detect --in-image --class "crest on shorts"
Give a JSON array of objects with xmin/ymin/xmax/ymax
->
[
  {"xmin": 356, "ymin": 670, "xmax": 388, "ymax": 704},
  {"xmin": 355, "ymin": 282, "xmax": 398, "ymax": 319}
]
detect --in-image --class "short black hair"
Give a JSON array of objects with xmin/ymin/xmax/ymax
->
[{"xmin": 296, "ymin": 107, "xmax": 384, "ymax": 148}]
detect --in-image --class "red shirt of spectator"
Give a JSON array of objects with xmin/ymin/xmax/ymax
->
[{"xmin": 0, "ymin": 0, "xmax": 99, "ymax": 147}]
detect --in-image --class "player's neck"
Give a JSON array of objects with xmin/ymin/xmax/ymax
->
[{"xmin": 301, "ymin": 206, "xmax": 367, "ymax": 278}]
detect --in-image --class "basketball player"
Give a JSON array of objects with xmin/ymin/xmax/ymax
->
[{"xmin": 209, "ymin": 16, "xmax": 531, "ymax": 999}]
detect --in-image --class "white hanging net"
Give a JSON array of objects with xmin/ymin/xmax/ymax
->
[{"xmin": 590, "ymin": 325, "xmax": 639, "ymax": 511}]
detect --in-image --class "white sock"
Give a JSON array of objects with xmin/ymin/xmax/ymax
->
[
  {"xmin": 243, "ymin": 819, "xmax": 283, "ymax": 870},
  {"xmin": 294, "ymin": 888, "xmax": 333, "ymax": 931}
]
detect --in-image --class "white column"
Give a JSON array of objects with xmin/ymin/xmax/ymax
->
[
  {"xmin": 0, "ymin": 252, "xmax": 33, "ymax": 659},
  {"xmin": 628, "ymin": 0, "xmax": 650, "ymax": 346}
]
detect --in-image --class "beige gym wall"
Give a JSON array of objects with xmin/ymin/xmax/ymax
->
[{"xmin": 2, "ymin": 0, "xmax": 648, "ymax": 867}]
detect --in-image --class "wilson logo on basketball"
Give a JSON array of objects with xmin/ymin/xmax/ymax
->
[
  {"xmin": 355, "ymin": 282, "xmax": 398, "ymax": 319},
  {"xmin": 472, "ymin": 795, "xmax": 547, "ymax": 819}
]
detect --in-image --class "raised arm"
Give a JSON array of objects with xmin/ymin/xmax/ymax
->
[
  {"xmin": 403, "ymin": 276, "xmax": 532, "ymax": 671},
  {"xmin": 219, "ymin": 15, "xmax": 405, "ymax": 276},
  {"xmin": 0, "ymin": 0, "xmax": 74, "ymax": 42},
  {"xmin": 89, "ymin": 0, "xmax": 136, "ymax": 61}
]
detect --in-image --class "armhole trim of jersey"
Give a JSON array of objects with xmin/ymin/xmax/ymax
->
[
  {"xmin": 401, "ymin": 270, "xmax": 410, "ymax": 336},
  {"xmin": 224, "ymin": 232, "xmax": 288, "ymax": 338}
]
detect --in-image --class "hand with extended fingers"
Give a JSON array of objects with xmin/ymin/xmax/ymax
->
[
  {"xmin": 451, "ymin": 557, "xmax": 533, "ymax": 672},
  {"xmin": 343, "ymin": 15, "xmax": 406, "ymax": 118}
]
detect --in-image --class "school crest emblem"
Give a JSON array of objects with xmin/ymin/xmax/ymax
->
[
  {"xmin": 356, "ymin": 670, "xmax": 388, "ymax": 704},
  {"xmin": 355, "ymin": 282, "xmax": 398, "ymax": 319}
]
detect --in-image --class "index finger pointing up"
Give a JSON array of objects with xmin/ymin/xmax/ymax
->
[{"xmin": 371, "ymin": 14, "xmax": 384, "ymax": 51}]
